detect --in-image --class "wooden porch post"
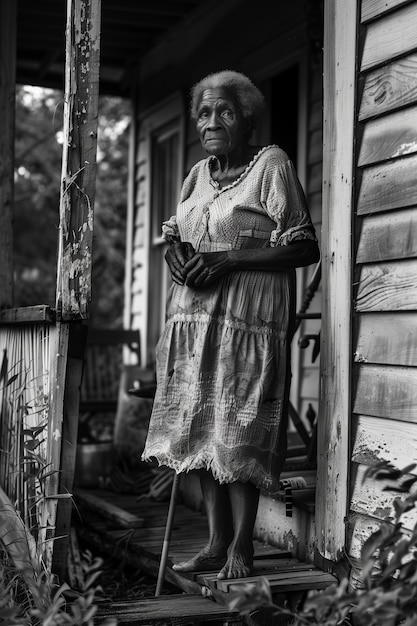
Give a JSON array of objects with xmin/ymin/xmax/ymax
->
[
  {"xmin": 56, "ymin": 0, "xmax": 102, "ymax": 321},
  {"xmin": 52, "ymin": 0, "xmax": 101, "ymax": 580},
  {"xmin": 0, "ymin": 0, "xmax": 16, "ymax": 310},
  {"xmin": 315, "ymin": 0, "xmax": 357, "ymax": 563}
]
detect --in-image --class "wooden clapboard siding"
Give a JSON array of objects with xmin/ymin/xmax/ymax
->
[
  {"xmin": 353, "ymin": 363, "xmax": 417, "ymax": 421},
  {"xmin": 354, "ymin": 312, "xmax": 417, "ymax": 366},
  {"xmin": 356, "ymin": 208, "xmax": 417, "ymax": 263},
  {"xmin": 357, "ymin": 153, "xmax": 417, "ymax": 214},
  {"xmin": 359, "ymin": 53, "xmax": 417, "ymax": 121},
  {"xmin": 355, "ymin": 260, "xmax": 417, "ymax": 311},
  {"xmin": 360, "ymin": 2, "xmax": 417, "ymax": 71},
  {"xmin": 358, "ymin": 105, "xmax": 417, "ymax": 166},
  {"xmin": 361, "ymin": 0, "xmax": 412, "ymax": 22},
  {"xmin": 352, "ymin": 413, "xmax": 417, "ymax": 469},
  {"xmin": 349, "ymin": 0, "xmax": 417, "ymax": 568},
  {"xmin": 350, "ymin": 462, "xmax": 417, "ymax": 531}
]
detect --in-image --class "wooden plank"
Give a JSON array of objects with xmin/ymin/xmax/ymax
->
[
  {"xmin": 359, "ymin": 53, "xmax": 417, "ymax": 121},
  {"xmin": 40, "ymin": 323, "xmax": 70, "ymax": 571},
  {"xmin": 350, "ymin": 462, "xmax": 417, "ymax": 530},
  {"xmin": 95, "ymin": 594, "xmax": 240, "ymax": 624},
  {"xmin": 0, "ymin": 306, "xmax": 55, "ymax": 325},
  {"xmin": 355, "ymin": 260, "xmax": 417, "ymax": 311},
  {"xmin": 353, "ymin": 363, "xmax": 417, "ymax": 421},
  {"xmin": 56, "ymin": 0, "xmax": 101, "ymax": 320},
  {"xmin": 356, "ymin": 208, "xmax": 417, "ymax": 263},
  {"xmin": 316, "ymin": 0, "xmax": 355, "ymax": 561},
  {"xmin": 354, "ymin": 312, "xmax": 417, "ymax": 366},
  {"xmin": 0, "ymin": 0, "xmax": 16, "ymax": 310},
  {"xmin": 358, "ymin": 105, "xmax": 417, "ymax": 166},
  {"xmin": 361, "ymin": 2, "xmax": 417, "ymax": 71},
  {"xmin": 75, "ymin": 489, "xmax": 144, "ymax": 528},
  {"xmin": 200, "ymin": 569, "xmax": 336, "ymax": 594},
  {"xmin": 352, "ymin": 413, "xmax": 417, "ymax": 468},
  {"xmin": 347, "ymin": 512, "xmax": 386, "ymax": 559},
  {"xmin": 357, "ymin": 154, "xmax": 417, "ymax": 214},
  {"xmin": 361, "ymin": 0, "xmax": 412, "ymax": 23}
]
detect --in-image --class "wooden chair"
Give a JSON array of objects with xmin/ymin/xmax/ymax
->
[{"xmin": 79, "ymin": 328, "xmax": 141, "ymax": 418}]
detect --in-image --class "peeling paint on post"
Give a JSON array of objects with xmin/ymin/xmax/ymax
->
[{"xmin": 56, "ymin": 0, "xmax": 101, "ymax": 320}]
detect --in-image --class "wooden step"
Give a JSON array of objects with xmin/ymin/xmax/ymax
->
[
  {"xmin": 94, "ymin": 593, "xmax": 241, "ymax": 625},
  {"xmin": 197, "ymin": 560, "xmax": 337, "ymax": 595}
]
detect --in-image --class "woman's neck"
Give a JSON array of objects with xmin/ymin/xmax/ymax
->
[{"xmin": 210, "ymin": 145, "xmax": 260, "ymax": 186}]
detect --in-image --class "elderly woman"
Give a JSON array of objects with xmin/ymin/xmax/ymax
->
[{"xmin": 142, "ymin": 70, "xmax": 319, "ymax": 579}]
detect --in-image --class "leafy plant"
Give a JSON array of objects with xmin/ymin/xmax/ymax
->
[
  {"xmin": 224, "ymin": 462, "xmax": 417, "ymax": 626},
  {"xmin": 0, "ymin": 488, "xmax": 117, "ymax": 625}
]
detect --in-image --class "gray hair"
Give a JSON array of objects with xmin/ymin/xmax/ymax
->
[{"xmin": 189, "ymin": 70, "xmax": 266, "ymax": 130}]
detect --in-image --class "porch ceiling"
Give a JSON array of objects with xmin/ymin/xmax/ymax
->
[{"xmin": 16, "ymin": 0, "xmax": 203, "ymax": 97}]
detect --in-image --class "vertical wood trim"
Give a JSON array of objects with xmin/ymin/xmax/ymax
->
[
  {"xmin": 124, "ymin": 87, "xmax": 136, "ymax": 358},
  {"xmin": 316, "ymin": 0, "xmax": 356, "ymax": 561},
  {"xmin": 0, "ymin": 0, "xmax": 16, "ymax": 310},
  {"xmin": 41, "ymin": 323, "xmax": 70, "ymax": 571},
  {"xmin": 56, "ymin": 0, "xmax": 101, "ymax": 320}
]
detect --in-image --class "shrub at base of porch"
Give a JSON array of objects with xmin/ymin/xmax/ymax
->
[{"xmin": 224, "ymin": 462, "xmax": 417, "ymax": 626}]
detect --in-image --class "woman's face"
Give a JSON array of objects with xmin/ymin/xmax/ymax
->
[{"xmin": 196, "ymin": 87, "xmax": 246, "ymax": 156}]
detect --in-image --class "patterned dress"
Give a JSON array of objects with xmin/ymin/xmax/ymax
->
[{"xmin": 142, "ymin": 145, "xmax": 317, "ymax": 494}]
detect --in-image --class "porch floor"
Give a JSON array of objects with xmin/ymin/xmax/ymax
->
[{"xmin": 72, "ymin": 486, "xmax": 336, "ymax": 625}]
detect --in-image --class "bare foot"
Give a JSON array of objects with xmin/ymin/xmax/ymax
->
[
  {"xmin": 217, "ymin": 545, "xmax": 253, "ymax": 579},
  {"xmin": 172, "ymin": 546, "xmax": 228, "ymax": 572}
]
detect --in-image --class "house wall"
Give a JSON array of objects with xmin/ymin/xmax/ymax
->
[{"xmin": 347, "ymin": 0, "xmax": 417, "ymax": 563}]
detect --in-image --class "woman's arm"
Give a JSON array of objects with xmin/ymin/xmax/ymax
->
[{"xmin": 183, "ymin": 239, "xmax": 320, "ymax": 288}]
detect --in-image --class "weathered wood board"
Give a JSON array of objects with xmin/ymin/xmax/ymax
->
[
  {"xmin": 358, "ymin": 105, "xmax": 417, "ymax": 166},
  {"xmin": 361, "ymin": 0, "xmax": 412, "ymax": 23},
  {"xmin": 361, "ymin": 2, "xmax": 417, "ymax": 71},
  {"xmin": 356, "ymin": 208, "xmax": 417, "ymax": 263},
  {"xmin": 357, "ymin": 154, "xmax": 417, "ymax": 214},
  {"xmin": 353, "ymin": 312, "xmax": 417, "ymax": 366},
  {"xmin": 351, "ymin": 413, "xmax": 417, "ymax": 468},
  {"xmin": 359, "ymin": 53, "xmax": 417, "ymax": 121},
  {"xmin": 355, "ymin": 260, "xmax": 417, "ymax": 311},
  {"xmin": 352, "ymin": 363, "xmax": 417, "ymax": 421},
  {"xmin": 350, "ymin": 462, "xmax": 417, "ymax": 531}
]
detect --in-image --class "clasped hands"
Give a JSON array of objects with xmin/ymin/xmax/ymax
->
[{"xmin": 165, "ymin": 242, "xmax": 230, "ymax": 288}]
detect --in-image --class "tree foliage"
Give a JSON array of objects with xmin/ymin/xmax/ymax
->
[{"xmin": 14, "ymin": 85, "xmax": 130, "ymax": 327}]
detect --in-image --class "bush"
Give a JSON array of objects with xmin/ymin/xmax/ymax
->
[
  {"xmin": 224, "ymin": 462, "xmax": 417, "ymax": 626},
  {"xmin": 0, "ymin": 487, "xmax": 117, "ymax": 626}
]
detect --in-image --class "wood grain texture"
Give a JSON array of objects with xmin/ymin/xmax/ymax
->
[
  {"xmin": 361, "ymin": 0, "xmax": 412, "ymax": 23},
  {"xmin": 361, "ymin": 2, "xmax": 417, "ymax": 71},
  {"xmin": 355, "ymin": 260, "xmax": 417, "ymax": 311},
  {"xmin": 350, "ymin": 462, "xmax": 417, "ymax": 530},
  {"xmin": 56, "ymin": 0, "xmax": 101, "ymax": 319},
  {"xmin": 316, "ymin": 0, "xmax": 356, "ymax": 561},
  {"xmin": 359, "ymin": 53, "xmax": 417, "ymax": 121},
  {"xmin": 0, "ymin": 306, "xmax": 55, "ymax": 324},
  {"xmin": 352, "ymin": 413, "xmax": 417, "ymax": 468},
  {"xmin": 354, "ymin": 312, "xmax": 417, "ymax": 366},
  {"xmin": 352, "ymin": 363, "xmax": 417, "ymax": 420},
  {"xmin": 357, "ymin": 154, "xmax": 417, "ymax": 214},
  {"xmin": 358, "ymin": 105, "xmax": 417, "ymax": 166},
  {"xmin": 356, "ymin": 208, "xmax": 417, "ymax": 263}
]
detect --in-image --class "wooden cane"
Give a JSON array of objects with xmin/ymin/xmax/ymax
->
[{"xmin": 155, "ymin": 471, "xmax": 180, "ymax": 596}]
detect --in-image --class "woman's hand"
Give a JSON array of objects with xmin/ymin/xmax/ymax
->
[
  {"xmin": 183, "ymin": 251, "xmax": 230, "ymax": 288},
  {"xmin": 165, "ymin": 242, "xmax": 196, "ymax": 285}
]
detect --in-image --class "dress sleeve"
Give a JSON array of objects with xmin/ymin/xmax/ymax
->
[
  {"xmin": 261, "ymin": 157, "xmax": 317, "ymax": 247},
  {"xmin": 161, "ymin": 215, "xmax": 181, "ymax": 244}
]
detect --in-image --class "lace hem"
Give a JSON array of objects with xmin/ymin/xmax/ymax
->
[
  {"xmin": 270, "ymin": 228, "xmax": 317, "ymax": 247},
  {"xmin": 141, "ymin": 448, "xmax": 281, "ymax": 494}
]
